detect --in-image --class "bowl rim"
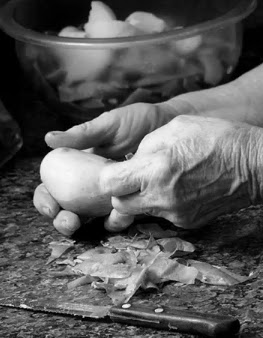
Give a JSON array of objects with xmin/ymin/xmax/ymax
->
[{"xmin": 0, "ymin": 0, "xmax": 257, "ymax": 48}]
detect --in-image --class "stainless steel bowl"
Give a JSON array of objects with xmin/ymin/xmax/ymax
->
[{"xmin": 0, "ymin": 0, "xmax": 257, "ymax": 124}]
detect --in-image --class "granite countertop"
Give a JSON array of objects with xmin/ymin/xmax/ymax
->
[
  {"xmin": 0, "ymin": 157, "xmax": 263, "ymax": 338},
  {"xmin": 1, "ymin": 21, "xmax": 263, "ymax": 338}
]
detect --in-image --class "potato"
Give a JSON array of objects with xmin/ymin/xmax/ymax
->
[
  {"xmin": 197, "ymin": 48, "xmax": 224, "ymax": 85},
  {"xmin": 86, "ymin": 1, "xmax": 116, "ymax": 25},
  {"xmin": 173, "ymin": 35, "xmax": 203, "ymax": 55},
  {"xmin": 55, "ymin": 1, "xmax": 117, "ymax": 83},
  {"xmin": 53, "ymin": 46, "xmax": 113, "ymax": 83},
  {"xmin": 40, "ymin": 148, "xmax": 113, "ymax": 217},
  {"xmin": 58, "ymin": 26, "xmax": 87, "ymax": 38},
  {"xmin": 85, "ymin": 20, "xmax": 142, "ymax": 38},
  {"xmin": 84, "ymin": 2, "xmax": 143, "ymax": 38},
  {"xmin": 125, "ymin": 11, "xmax": 167, "ymax": 34}
]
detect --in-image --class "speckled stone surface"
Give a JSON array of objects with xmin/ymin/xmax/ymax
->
[{"xmin": 0, "ymin": 157, "xmax": 263, "ymax": 338}]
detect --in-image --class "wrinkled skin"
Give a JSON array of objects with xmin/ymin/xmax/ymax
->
[
  {"xmin": 33, "ymin": 75, "xmax": 263, "ymax": 236},
  {"xmin": 100, "ymin": 115, "xmax": 263, "ymax": 229},
  {"xmin": 44, "ymin": 102, "xmax": 177, "ymax": 159},
  {"xmin": 34, "ymin": 102, "xmax": 178, "ymax": 235}
]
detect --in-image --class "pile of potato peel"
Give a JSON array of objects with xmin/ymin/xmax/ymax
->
[{"xmin": 47, "ymin": 223, "xmax": 252, "ymax": 305}]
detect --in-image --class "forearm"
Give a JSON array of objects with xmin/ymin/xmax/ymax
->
[
  {"xmin": 163, "ymin": 63, "xmax": 263, "ymax": 127},
  {"xmin": 234, "ymin": 63, "xmax": 263, "ymax": 123},
  {"xmin": 247, "ymin": 125, "xmax": 263, "ymax": 205}
]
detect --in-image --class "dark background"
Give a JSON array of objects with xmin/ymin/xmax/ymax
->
[{"xmin": 0, "ymin": 0, "xmax": 263, "ymax": 155}]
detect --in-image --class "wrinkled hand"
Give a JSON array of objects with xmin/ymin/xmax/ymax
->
[
  {"xmin": 101, "ymin": 115, "xmax": 262, "ymax": 231},
  {"xmin": 45, "ymin": 102, "xmax": 176, "ymax": 159},
  {"xmin": 33, "ymin": 102, "xmax": 180, "ymax": 236}
]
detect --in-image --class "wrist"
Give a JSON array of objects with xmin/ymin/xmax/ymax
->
[
  {"xmin": 159, "ymin": 81, "xmax": 256, "ymax": 124},
  {"xmin": 156, "ymin": 98, "xmax": 197, "ymax": 119}
]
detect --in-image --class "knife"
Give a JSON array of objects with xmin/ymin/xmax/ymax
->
[{"xmin": 0, "ymin": 297, "xmax": 240, "ymax": 337}]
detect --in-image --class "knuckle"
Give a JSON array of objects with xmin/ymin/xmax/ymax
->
[
  {"xmin": 130, "ymin": 102, "xmax": 151, "ymax": 111},
  {"xmin": 141, "ymin": 133, "xmax": 152, "ymax": 145},
  {"xmin": 110, "ymin": 103, "xmax": 150, "ymax": 116},
  {"xmin": 162, "ymin": 211, "xmax": 195, "ymax": 229},
  {"xmin": 128, "ymin": 102, "xmax": 155, "ymax": 118},
  {"xmin": 154, "ymin": 152, "xmax": 172, "ymax": 175},
  {"xmin": 74, "ymin": 122, "xmax": 90, "ymax": 134}
]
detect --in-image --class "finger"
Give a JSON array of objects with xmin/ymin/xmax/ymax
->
[
  {"xmin": 111, "ymin": 194, "xmax": 147, "ymax": 215},
  {"xmin": 33, "ymin": 183, "xmax": 60, "ymax": 218},
  {"xmin": 104, "ymin": 209, "xmax": 135, "ymax": 233},
  {"xmin": 45, "ymin": 111, "xmax": 119, "ymax": 149},
  {"xmin": 82, "ymin": 148, "xmax": 95, "ymax": 154},
  {"xmin": 92, "ymin": 143, "xmax": 137, "ymax": 160},
  {"xmin": 53, "ymin": 210, "xmax": 81, "ymax": 237},
  {"xmin": 100, "ymin": 156, "xmax": 145, "ymax": 196},
  {"xmin": 136, "ymin": 123, "xmax": 172, "ymax": 155}
]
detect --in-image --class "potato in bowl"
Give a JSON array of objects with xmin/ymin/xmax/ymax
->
[{"xmin": 0, "ymin": 0, "xmax": 256, "ymax": 124}]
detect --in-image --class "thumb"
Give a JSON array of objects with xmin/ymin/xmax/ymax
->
[
  {"xmin": 100, "ymin": 155, "xmax": 146, "ymax": 197},
  {"xmin": 45, "ymin": 111, "xmax": 120, "ymax": 149}
]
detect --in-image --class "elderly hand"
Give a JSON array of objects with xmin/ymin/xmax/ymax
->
[
  {"xmin": 33, "ymin": 102, "xmax": 181, "ymax": 236},
  {"xmin": 33, "ymin": 78, "xmax": 260, "ymax": 236},
  {"xmin": 101, "ymin": 115, "xmax": 263, "ymax": 231},
  {"xmin": 44, "ymin": 102, "xmax": 177, "ymax": 159}
]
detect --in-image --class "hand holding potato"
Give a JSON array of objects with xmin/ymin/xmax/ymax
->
[
  {"xmin": 33, "ymin": 68, "xmax": 263, "ymax": 236},
  {"xmin": 33, "ymin": 102, "xmax": 177, "ymax": 236},
  {"xmin": 102, "ymin": 115, "xmax": 263, "ymax": 232},
  {"xmin": 45, "ymin": 102, "xmax": 177, "ymax": 159}
]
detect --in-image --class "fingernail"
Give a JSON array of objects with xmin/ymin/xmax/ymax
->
[
  {"xmin": 42, "ymin": 206, "xmax": 52, "ymax": 217},
  {"xmin": 48, "ymin": 131, "xmax": 64, "ymax": 137}
]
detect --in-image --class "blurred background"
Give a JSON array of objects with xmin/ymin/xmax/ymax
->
[{"xmin": 0, "ymin": 0, "xmax": 263, "ymax": 159}]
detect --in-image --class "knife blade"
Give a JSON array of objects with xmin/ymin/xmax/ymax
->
[{"xmin": 0, "ymin": 297, "xmax": 240, "ymax": 337}]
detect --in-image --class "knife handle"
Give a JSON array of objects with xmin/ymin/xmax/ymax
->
[{"xmin": 109, "ymin": 304, "xmax": 240, "ymax": 337}]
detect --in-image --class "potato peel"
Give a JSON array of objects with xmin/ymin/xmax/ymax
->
[
  {"xmin": 157, "ymin": 237, "xmax": 195, "ymax": 257},
  {"xmin": 46, "ymin": 240, "xmax": 75, "ymax": 265},
  {"xmin": 137, "ymin": 223, "xmax": 178, "ymax": 238},
  {"xmin": 47, "ymin": 230, "xmax": 251, "ymax": 304},
  {"xmin": 188, "ymin": 260, "xmax": 251, "ymax": 286}
]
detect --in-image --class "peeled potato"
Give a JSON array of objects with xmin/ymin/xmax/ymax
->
[
  {"xmin": 87, "ymin": 1, "xmax": 116, "ymax": 25},
  {"xmin": 173, "ymin": 35, "xmax": 203, "ymax": 55},
  {"xmin": 54, "ymin": 1, "xmax": 117, "ymax": 83},
  {"xmin": 58, "ymin": 26, "xmax": 87, "ymax": 38},
  {"xmin": 56, "ymin": 24, "xmax": 112, "ymax": 83},
  {"xmin": 197, "ymin": 48, "xmax": 224, "ymax": 85},
  {"xmin": 53, "ymin": 2, "xmax": 168, "ymax": 84},
  {"xmin": 126, "ymin": 11, "xmax": 167, "ymax": 34},
  {"xmin": 84, "ymin": 1, "xmax": 142, "ymax": 38},
  {"xmin": 53, "ymin": 47, "xmax": 113, "ymax": 83},
  {"xmin": 85, "ymin": 20, "xmax": 142, "ymax": 38},
  {"xmin": 40, "ymin": 148, "xmax": 113, "ymax": 217}
]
